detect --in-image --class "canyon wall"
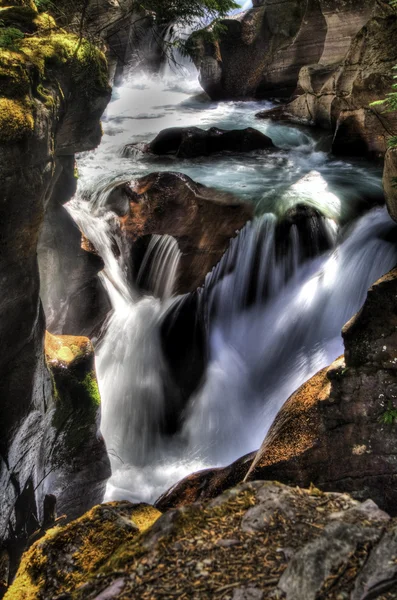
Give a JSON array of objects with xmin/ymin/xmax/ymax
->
[
  {"xmin": 192, "ymin": 0, "xmax": 397, "ymax": 157},
  {"xmin": 0, "ymin": 0, "xmax": 111, "ymax": 579}
]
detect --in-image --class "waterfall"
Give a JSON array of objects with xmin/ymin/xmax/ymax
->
[
  {"xmin": 65, "ymin": 70, "xmax": 396, "ymax": 504},
  {"xmin": 161, "ymin": 22, "xmax": 197, "ymax": 79},
  {"xmin": 68, "ymin": 176, "xmax": 397, "ymax": 502}
]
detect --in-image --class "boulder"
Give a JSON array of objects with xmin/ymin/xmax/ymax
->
[
  {"xmin": 190, "ymin": 0, "xmax": 378, "ymax": 100},
  {"xmin": 5, "ymin": 502, "xmax": 161, "ymax": 600},
  {"xmin": 257, "ymin": 11, "xmax": 397, "ymax": 157},
  {"xmin": 384, "ymin": 147, "xmax": 397, "ymax": 223},
  {"xmin": 155, "ymin": 452, "xmax": 257, "ymax": 511},
  {"xmin": 246, "ymin": 268, "xmax": 397, "ymax": 514},
  {"xmin": 123, "ymin": 126, "xmax": 274, "ymax": 159},
  {"xmin": 100, "ymin": 172, "xmax": 253, "ymax": 293},
  {"xmin": 8, "ymin": 481, "xmax": 397, "ymax": 600}
]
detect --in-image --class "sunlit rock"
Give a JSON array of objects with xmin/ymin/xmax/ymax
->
[
  {"xmin": 246, "ymin": 268, "xmax": 397, "ymax": 514},
  {"xmin": 7, "ymin": 481, "xmax": 396, "ymax": 600},
  {"xmin": 99, "ymin": 172, "xmax": 253, "ymax": 293}
]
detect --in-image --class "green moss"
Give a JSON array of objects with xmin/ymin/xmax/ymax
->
[
  {"xmin": 5, "ymin": 503, "xmax": 161, "ymax": 600},
  {"xmin": 0, "ymin": 96, "xmax": 33, "ymax": 142},
  {"xmin": 82, "ymin": 371, "xmax": 101, "ymax": 407},
  {"xmin": 0, "ymin": 54, "xmax": 30, "ymax": 95},
  {"xmin": 0, "ymin": 7, "xmax": 110, "ymax": 144},
  {"xmin": 0, "ymin": 5, "xmax": 38, "ymax": 28}
]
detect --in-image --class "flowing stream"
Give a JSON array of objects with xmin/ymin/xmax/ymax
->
[{"xmin": 68, "ymin": 71, "xmax": 397, "ymax": 504}]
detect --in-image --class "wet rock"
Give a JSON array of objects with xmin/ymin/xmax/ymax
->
[
  {"xmin": 275, "ymin": 203, "xmax": 334, "ymax": 264},
  {"xmin": 123, "ymin": 126, "xmax": 274, "ymax": 159},
  {"xmin": 246, "ymin": 268, "xmax": 397, "ymax": 514},
  {"xmin": 103, "ymin": 172, "xmax": 253, "ymax": 293},
  {"xmin": 159, "ymin": 293, "xmax": 207, "ymax": 429},
  {"xmin": 44, "ymin": 332, "xmax": 111, "ymax": 521},
  {"xmin": 155, "ymin": 452, "xmax": 256, "ymax": 511},
  {"xmin": 257, "ymin": 11, "xmax": 397, "ymax": 157},
  {"xmin": 190, "ymin": 0, "xmax": 377, "ymax": 101},
  {"xmin": 8, "ymin": 481, "xmax": 397, "ymax": 599},
  {"xmin": 384, "ymin": 147, "xmax": 397, "ymax": 223},
  {"xmin": 38, "ymin": 157, "xmax": 111, "ymax": 338}
]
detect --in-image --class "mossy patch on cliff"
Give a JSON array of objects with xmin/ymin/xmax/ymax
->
[
  {"xmin": 0, "ymin": 96, "xmax": 33, "ymax": 140},
  {"xmin": 0, "ymin": 3, "xmax": 110, "ymax": 143},
  {"xmin": 45, "ymin": 332, "xmax": 102, "ymax": 458}
]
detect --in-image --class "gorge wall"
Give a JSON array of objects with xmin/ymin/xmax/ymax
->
[
  {"xmin": 191, "ymin": 0, "xmax": 397, "ymax": 157},
  {"xmin": 0, "ymin": 0, "xmax": 112, "ymax": 582}
]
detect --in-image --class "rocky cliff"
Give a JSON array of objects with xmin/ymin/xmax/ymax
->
[
  {"xmin": 0, "ymin": 0, "xmax": 111, "ymax": 584},
  {"xmin": 191, "ymin": 0, "xmax": 397, "ymax": 156}
]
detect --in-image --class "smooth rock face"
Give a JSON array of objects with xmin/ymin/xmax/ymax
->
[
  {"xmin": 246, "ymin": 268, "xmax": 397, "ymax": 514},
  {"xmin": 257, "ymin": 10, "xmax": 397, "ymax": 156},
  {"xmin": 384, "ymin": 148, "xmax": 397, "ymax": 222},
  {"xmin": 8, "ymin": 481, "xmax": 397, "ymax": 600},
  {"xmin": 123, "ymin": 126, "xmax": 274, "ymax": 159},
  {"xmin": 191, "ymin": 0, "xmax": 378, "ymax": 100},
  {"xmin": 38, "ymin": 157, "xmax": 111, "ymax": 338},
  {"xmin": 103, "ymin": 172, "xmax": 253, "ymax": 293}
]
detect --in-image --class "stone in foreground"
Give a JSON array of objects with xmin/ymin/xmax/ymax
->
[{"xmin": 7, "ymin": 481, "xmax": 397, "ymax": 600}]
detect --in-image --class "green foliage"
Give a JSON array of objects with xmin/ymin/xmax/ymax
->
[
  {"xmin": 33, "ymin": 0, "xmax": 54, "ymax": 12},
  {"xmin": 0, "ymin": 23, "xmax": 24, "ymax": 50},
  {"xmin": 139, "ymin": 0, "xmax": 239, "ymax": 26},
  {"xmin": 379, "ymin": 401, "xmax": 397, "ymax": 425}
]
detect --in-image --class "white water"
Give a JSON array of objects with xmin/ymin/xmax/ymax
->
[{"xmin": 69, "ymin": 71, "xmax": 397, "ymax": 504}]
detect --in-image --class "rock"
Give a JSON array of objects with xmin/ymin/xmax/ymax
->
[
  {"xmin": 5, "ymin": 502, "xmax": 161, "ymax": 600},
  {"xmin": 257, "ymin": 11, "xmax": 397, "ymax": 157},
  {"xmin": 190, "ymin": 0, "xmax": 378, "ymax": 101},
  {"xmin": 44, "ymin": 332, "xmax": 111, "ymax": 521},
  {"xmin": 102, "ymin": 172, "xmax": 253, "ymax": 293},
  {"xmin": 0, "ymin": 0, "xmax": 110, "ymax": 582},
  {"xmin": 38, "ymin": 157, "xmax": 111, "ymax": 338},
  {"xmin": 246, "ymin": 268, "xmax": 397, "ymax": 514},
  {"xmin": 123, "ymin": 126, "xmax": 274, "ymax": 159},
  {"xmin": 159, "ymin": 293, "xmax": 207, "ymax": 431},
  {"xmin": 384, "ymin": 147, "xmax": 397, "ymax": 223},
  {"xmin": 155, "ymin": 452, "xmax": 257, "ymax": 511},
  {"xmin": 8, "ymin": 481, "xmax": 397, "ymax": 599}
]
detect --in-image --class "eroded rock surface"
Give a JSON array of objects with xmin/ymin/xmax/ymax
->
[
  {"xmin": 7, "ymin": 481, "xmax": 397, "ymax": 600},
  {"xmin": 247, "ymin": 268, "xmax": 397, "ymax": 513},
  {"xmin": 98, "ymin": 172, "xmax": 253, "ymax": 293},
  {"xmin": 256, "ymin": 8, "xmax": 397, "ymax": 156},
  {"xmin": 190, "ymin": 0, "xmax": 379, "ymax": 101}
]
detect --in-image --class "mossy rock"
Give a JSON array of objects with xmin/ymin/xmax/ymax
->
[
  {"xmin": 45, "ymin": 332, "xmax": 102, "ymax": 458},
  {"xmin": 5, "ymin": 502, "xmax": 162, "ymax": 600},
  {"xmin": 0, "ymin": 96, "xmax": 33, "ymax": 141},
  {"xmin": 0, "ymin": 6, "xmax": 110, "ymax": 144},
  {"xmin": 0, "ymin": 5, "xmax": 38, "ymax": 30}
]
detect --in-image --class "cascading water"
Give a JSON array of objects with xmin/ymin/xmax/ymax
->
[{"xmin": 68, "ymin": 69, "xmax": 397, "ymax": 504}]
